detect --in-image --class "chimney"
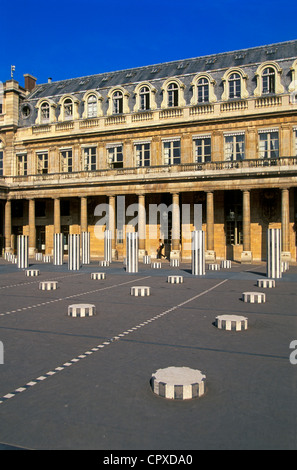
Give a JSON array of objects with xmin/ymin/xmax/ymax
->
[
  {"xmin": 23, "ymin": 74, "xmax": 37, "ymax": 92},
  {"xmin": 48, "ymin": 77, "xmax": 52, "ymax": 83}
]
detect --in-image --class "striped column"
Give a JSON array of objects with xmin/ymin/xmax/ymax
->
[
  {"xmin": 191, "ymin": 230, "xmax": 205, "ymax": 276},
  {"xmin": 53, "ymin": 233, "xmax": 64, "ymax": 266},
  {"xmin": 68, "ymin": 234, "xmax": 81, "ymax": 271},
  {"xmin": 267, "ymin": 228, "xmax": 282, "ymax": 279},
  {"xmin": 82, "ymin": 232, "xmax": 90, "ymax": 265},
  {"xmin": 17, "ymin": 235, "xmax": 29, "ymax": 269},
  {"xmin": 104, "ymin": 230, "xmax": 112, "ymax": 263},
  {"xmin": 126, "ymin": 232, "xmax": 138, "ymax": 273}
]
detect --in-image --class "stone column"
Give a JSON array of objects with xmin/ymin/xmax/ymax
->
[
  {"xmin": 241, "ymin": 190, "xmax": 253, "ymax": 263},
  {"xmin": 206, "ymin": 191, "xmax": 215, "ymax": 261},
  {"xmin": 108, "ymin": 195, "xmax": 117, "ymax": 258},
  {"xmin": 5, "ymin": 199, "xmax": 12, "ymax": 254},
  {"xmin": 80, "ymin": 196, "xmax": 88, "ymax": 233},
  {"xmin": 54, "ymin": 198, "xmax": 61, "ymax": 234},
  {"xmin": 138, "ymin": 193, "xmax": 146, "ymax": 258},
  {"xmin": 171, "ymin": 193, "xmax": 180, "ymax": 260},
  {"xmin": 28, "ymin": 198, "xmax": 36, "ymax": 257},
  {"xmin": 281, "ymin": 188, "xmax": 291, "ymax": 262}
]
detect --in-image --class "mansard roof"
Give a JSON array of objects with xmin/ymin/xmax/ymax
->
[{"xmin": 27, "ymin": 39, "xmax": 297, "ymax": 101}]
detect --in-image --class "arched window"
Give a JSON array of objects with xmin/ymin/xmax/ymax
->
[
  {"xmin": 167, "ymin": 82, "xmax": 179, "ymax": 107},
  {"xmin": 113, "ymin": 91, "xmax": 123, "ymax": 114},
  {"xmin": 139, "ymin": 86, "xmax": 150, "ymax": 110},
  {"xmin": 262, "ymin": 67, "xmax": 275, "ymax": 94},
  {"xmin": 229, "ymin": 73, "xmax": 241, "ymax": 99},
  {"xmin": 197, "ymin": 78, "xmax": 209, "ymax": 103},
  {"xmin": 40, "ymin": 102, "xmax": 50, "ymax": 123},
  {"xmin": 64, "ymin": 98, "xmax": 73, "ymax": 119},
  {"xmin": 87, "ymin": 94, "xmax": 97, "ymax": 117}
]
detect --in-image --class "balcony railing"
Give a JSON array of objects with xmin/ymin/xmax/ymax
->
[{"xmin": 5, "ymin": 156, "xmax": 297, "ymax": 186}]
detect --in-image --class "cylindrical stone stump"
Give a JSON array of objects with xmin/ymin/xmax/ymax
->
[
  {"xmin": 242, "ymin": 292, "xmax": 266, "ymax": 303},
  {"xmin": 99, "ymin": 260, "xmax": 110, "ymax": 267},
  {"xmin": 68, "ymin": 304, "xmax": 96, "ymax": 317},
  {"xmin": 68, "ymin": 234, "xmax": 80, "ymax": 271},
  {"xmin": 216, "ymin": 314, "xmax": 248, "ymax": 331},
  {"xmin": 35, "ymin": 253, "xmax": 43, "ymax": 261},
  {"xmin": 17, "ymin": 235, "xmax": 29, "ymax": 269},
  {"xmin": 104, "ymin": 230, "xmax": 112, "ymax": 263},
  {"xmin": 257, "ymin": 279, "xmax": 276, "ymax": 288},
  {"xmin": 43, "ymin": 255, "xmax": 51, "ymax": 263},
  {"xmin": 281, "ymin": 261, "xmax": 289, "ymax": 272},
  {"xmin": 25, "ymin": 269, "xmax": 40, "ymax": 277},
  {"xmin": 126, "ymin": 233, "xmax": 138, "ymax": 273},
  {"xmin": 82, "ymin": 231, "xmax": 90, "ymax": 265},
  {"xmin": 53, "ymin": 233, "xmax": 64, "ymax": 266},
  {"xmin": 170, "ymin": 259, "xmax": 180, "ymax": 267},
  {"xmin": 143, "ymin": 255, "xmax": 151, "ymax": 264},
  {"xmin": 192, "ymin": 230, "xmax": 205, "ymax": 276},
  {"xmin": 130, "ymin": 286, "xmax": 150, "ymax": 296},
  {"xmin": 267, "ymin": 228, "xmax": 282, "ymax": 279},
  {"xmin": 221, "ymin": 260, "xmax": 232, "ymax": 269},
  {"xmin": 91, "ymin": 272, "xmax": 106, "ymax": 280},
  {"xmin": 150, "ymin": 366, "xmax": 206, "ymax": 400},
  {"xmin": 167, "ymin": 275, "xmax": 184, "ymax": 284},
  {"xmin": 39, "ymin": 281, "xmax": 58, "ymax": 290},
  {"xmin": 208, "ymin": 263, "xmax": 220, "ymax": 270},
  {"xmin": 151, "ymin": 262, "xmax": 161, "ymax": 269}
]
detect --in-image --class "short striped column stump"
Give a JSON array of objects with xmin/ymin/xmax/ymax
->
[
  {"xmin": 91, "ymin": 272, "xmax": 106, "ymax": 280},
  {"xmin": 35, "ymin": 253, "xmax": 43, "ymax": 261},
  {"xmin": 208, "ymin": 263, "xmax": 220, "ymax": 270},
  {"xmin": 221, "ymin": 260, "xmax": 232, "ymax": 269},
  {"xmin": 68, "ymin": 304, "xmax": 96, "ymax": 317},
  {"xmin": 143, "ymin": 255, "xmax": 151, "ymax": 264},
  {"xmin": 216, "ymin": 314, "xmax": 248, "ymax": 331},
  {"xmin": 151, "ymin": 262, "xmax": 161, "ymax": 269},
  {"xmin": 99, "ymin": 260, "xmax": 110, "ymax": 267},
  {"xmin": 167, "ymin": 275, "xmax": 184, "ymax": 284},
  {"xmin": 242, "ymin": 292, "xmax": 266, "ymax": 303},
  {"xmin": 131, "ymin": 286, "xmax": 150, "ymax": 297},
  {"xmin": 43, "ymin": 255, "xmax": 51, "ymax": 263},
  {"xmin": 39, "ymin": 281, "xmax": 58, "ymax": 291},
  {"xmin": 25, "ymin": 269, "xmax": 40, "ymax": 277},
  {"xmin": 150, "ymin": 366, "xmax": 206, "ymax": 400},
  {"xmin": 170, "ymin": 259, "xmax": 180, "ymax": 267},
  {"xmin": 281, "ymin": 261, "xmax": 289, "ymax": 272},
  {"xmin": 257, "ymin": 279, "xmax": 276, "ymax": 288}
]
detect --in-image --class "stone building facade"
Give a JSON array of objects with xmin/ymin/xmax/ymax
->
[{"xmin": 0, "ymin": 40, "xmax": 297, "ymax": 262}]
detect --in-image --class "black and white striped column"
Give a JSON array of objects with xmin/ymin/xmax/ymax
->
[
  {"xmin": 53, "ymin": 233, "xmax": 64, "ymax": 266},
  {"xmin": 104, "ymin": 230, "xmax": 112, "ymax": 263},
  {"xmin": 68, "ymin": 234, "xmax": 81, "ymax": 271},
  {"xmin": 267, "ymin": 228, "xmax": 282, "ymax": 279},
  {"xmin": 126, "ymin": 233, "xmax": 138, "ymax": 273},
  {"xmin": 82, "ymin": 232, "xmax": 90, "ymax": 265},
  {"xmin": 191, "ymin": 230, "xmax": 205, "ymax": 276},
  {"xmin": 17, "ymin": 235, "xmax": 28, "ymax": 269}
]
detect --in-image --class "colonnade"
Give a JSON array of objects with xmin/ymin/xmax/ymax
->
[{"xmin": 3, "ymin": 188, "xmax": 293, "ymax": 261}]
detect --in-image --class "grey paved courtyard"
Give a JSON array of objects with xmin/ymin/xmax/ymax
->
[{"xmin": 0, "ymin": 258, "xmax": 296, "ymax": 450}]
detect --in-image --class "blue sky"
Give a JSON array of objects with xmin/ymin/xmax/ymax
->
[{"xmin": 1, "ymin": 0, "xmax": 296, "ymax": 86}]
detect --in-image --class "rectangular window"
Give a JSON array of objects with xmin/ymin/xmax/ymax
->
[
  {"xmin": 135, "ymin": 142, "xmax": 150, "ymax": 167},
  {"xmin": 82, "ymin": 147, "xmax": 97, "ymax": 171},
  {"xmin": 193, "ymin": 136, "xmax": 211, "ymax": 163},
  {"xmin": 60, "ymin": 149, "xmax": 73, "ymax": 172},
  {"xmin": 163, "ymin": 139, "xmax": 181, "ymax": 165},
  {"xmin": 17, "ymin": 153, "xmax": 27, "ymax": 175},
  {"xmin": 224, "ymin": 133, "xmax": 245, "ymax": 161},
  {"xmin": 0, "ymin": 151, "xmax": 3, "ymax": 176},
  {"xmin": 37, "ymin": 152, "xmax": 48, "ymax": 174},
  {"xmin": 259, "ymin": 130, "xmax": 279, "ymax": 159},
  {"xmin": 107, "ymin": 145, "xmax": 123, "ymax": 169}
]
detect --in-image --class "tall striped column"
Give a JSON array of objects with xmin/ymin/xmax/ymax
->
[
  {"xmin": 68, "ymin": 234, "xmax": 81, "ymax": 271},
  {"xmin": 104, "ymin": 230, "xmax": 112, "ymax": 263},
  {"xmin": 267, "ymin": 228, "xmax": 282, "ymax": 278},
  {"xmin": 17, "ymin": 235, "xmax": 29, "ymax": 269},
  {"xmin": 126, "ymin": 233, "xmax": 138, "ymax": 273},
  {"xmin": 191, "ymin": 230, "xmax": 205, "ymax": 276},
  {"xmin": 53, "ymin": 233, "xmax": 64, "ymax": 266},
  {"xmin": 82, "ymin": 232, "xmax": 90, "ymax": 265}
]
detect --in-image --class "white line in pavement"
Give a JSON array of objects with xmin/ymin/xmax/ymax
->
[{"xmin": 0, "ymin": 278, "xmax": 228, "ymax": 405}]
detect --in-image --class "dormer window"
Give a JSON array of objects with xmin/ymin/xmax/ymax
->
[
  {"xmin": 64, "ymin": 98, "xmax": 73, "ymax": 120},
  {"xmin": 262, "ymin": 67, "xmax": 275, "ymax": 94},
  {"xmin": 139, "ymin": 86, "xmax": 150, "ymax": 110},
  {"xmin": 41, "ymin": 102, "xmax": 50, "ymax": 122},
  {"xmin": 87, "ymin": 94, "xmax": 97, "ymax": 117},
  {"xmin": 168, "ymin": 82, "xmax": 179, "ymax": 107},
  {"xmin": 229, "ymin": 73, "xmax": 241, "ymax": 99},
  {"xmin": 197, "ymin": 78, "xmax": 209, "ymax": 103},
  {"xmin": 254, "ymin": 62, "xmax": 284, "ymax": 97},
  {"xmin": 161, "ymin": 78, "xmax": 186, "ymax": 109},
  {"xmin": 222, "ymin": 68, "xmax": 248, "ymax": 101},
  {"xmin": 113, "ymin": 91, "xmax": 123, "ymax": 114}
]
